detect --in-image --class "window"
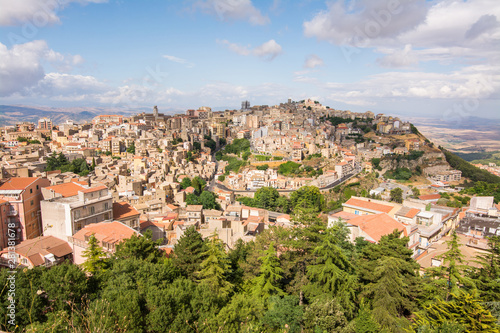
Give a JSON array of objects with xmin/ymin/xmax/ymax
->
[
  {"xmin": 30, "ymin": 200, "xmax": 34, "ymax": 206},
  {"xmin": 30, "ymin": 189, "xmax": 33, "ymax": 194},
  {"xmin": 36, "ymin": 185, "xmax": 39, "ymax": 190},
  {"xmin": 90, "ymin": 206, "xmax": 95, "ymax": 214},
  {"xmin": 104, "ymin": 202, "xmax": 108, "ymax": 210}
]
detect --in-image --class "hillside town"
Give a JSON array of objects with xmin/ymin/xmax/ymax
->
[{"xmin": 0, "ymin": 99, "xmax": 497, "ymax": 272}]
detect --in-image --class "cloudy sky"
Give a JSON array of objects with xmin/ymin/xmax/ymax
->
[{"xmin": 0, "ymin": 0, "xmax": 499, "ymax": 119}]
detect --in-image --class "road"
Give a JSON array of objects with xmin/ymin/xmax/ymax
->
[{"xmin": 211, "ymin": 171, "xmax": 359, "ymax": 193}]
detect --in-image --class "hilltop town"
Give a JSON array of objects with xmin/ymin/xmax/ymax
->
[{"xmin": 0, "ymin": 98, "xmax": 497, "ymax": 268}]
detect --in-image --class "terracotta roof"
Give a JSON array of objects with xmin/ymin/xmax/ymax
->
[
  {"xmin": 73, "ymin": 221, "xmax": 138, "ymax": 246},
  {"xmin": 395, "ymin": 206, "xmax": 421, "ymax": 219},
  {"xmin": 419, "ymin": 194, "xmax": 441, "ymax": 200},
  {"xmin": 344, "ymin": 198, "xmax": 394, "ymax": 214},
  {"xmin": 0, "ymin": 236, "xmax": 72, "ymax": 267},
  {"xmin": 329, "ymin": 211, "xmax": 358, "ymax": 221},
  {"xmin": 348, "ymin": 213, "xmax": 405, "ymax": 242},
  {"xmin": 45, "ymin": 182, "xmax": 86, "ymax": 198},
  {"xmin": 0, "ymin": 177, "xmax": 39, "ymax": 190},
  {"xmin": 80, "ymin": 185, "xmax": 107, "ymax": 193},
  {"xmin": 113, "ymin": 202, "xmax": 140, "ymax": 220}
]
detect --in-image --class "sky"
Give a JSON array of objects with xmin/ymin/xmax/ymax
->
[{"xmin": 0, "ymin": 0, "xmax": 499, "ymax": 120}]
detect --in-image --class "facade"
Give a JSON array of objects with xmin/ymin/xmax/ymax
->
[
  {"xmin": 0, "ymin": 177, "xmax": 51, "ymax": 243},
  {"xmin": 41, "ymin": 186, "xmax": 113, "ymax": 240}
]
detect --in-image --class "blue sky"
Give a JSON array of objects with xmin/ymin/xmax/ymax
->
[{"xmin": 0, "ymin": 0, "xmax": 499, "ymax": 120}]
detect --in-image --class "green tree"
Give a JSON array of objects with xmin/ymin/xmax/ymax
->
[
  {"xmin": 254, "ymin": 187, "xmax": 280, "ymax": 210},
  {"xmin": 81, "ymin": 234, "xmax": 108, "ymax": 274},
  {"xmin": 199, "ymin": 191, "xmax": 219, "ymax": 210},
  {"xmin": 126, "ymin": 142, "xmax": 135, "ymax": 154},
  {"xmin": 364, "ymin": 256, "xmax": 412, "ymax": 332},
  {"xmin": 260, "ymin": 295, "xmax": 303, "ymax": 333},
  {"xmin": 197, "ymin": 233, "xmax": 233, "ymax": 299},
  {"xmin": 191, "ymin": 176, "xmax": 206, "ymax": 194},
  {"xmin": 251, "ymin": 242, "xmax": 285, "ymax": 301},
  {"xmin": 180, "ymin": 177, "xmax": 191, "ymax": 189},
  {"xmin": 303, "ymin": 297, "xmax": 351, "ymax": 333},
  {"xmin": 290, "ymin": 186, "xmax": 324, "ymax": 212},
  {"xmin": 305, "ymin": 227, "xmax": 357, "ymax": 317},
  {"xmin": 172, "ymin": 226, "xmax": 208, "ymax": 279},
  {"xmin": 473, "ymin": 235, "xmax": 500, "ymax": 301},
  {"xmin": 354, "ymin": 300, "xmax": 381, "ymax": 333},
  {"xmin": 390, "ymin": 187, "xmax": 403, "ymax": 203},
  {"xmin": 41, "ymin": 262, "xmax": 89, "ymax": 313},
  {"xmin": 414, "ymin": 291, "xmax": 499, "ymax": 333},
  {"xmin": 425, "ymin": 231, "xmax": 475, "ymax": 301},
  {"xmin": 114, "ymin": 230, "xmax": 164, "ymax": 263}
]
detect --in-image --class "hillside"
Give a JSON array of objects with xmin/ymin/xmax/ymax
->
[
  {"xmin": 0, "ymin": 105, "xmax": 99, "ymax": 126},
  {"xmin": 441, "ymin": 148, "xmax": 500, "ymax": 183}
]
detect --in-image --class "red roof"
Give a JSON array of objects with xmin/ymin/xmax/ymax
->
[
  {"xmin": 348, "ymin": 213, "xmax": 405, "ymax": 242},
  {"xmin": 45, "ymin": 182, "xmax": 86, "ymax": 198},
  {"xmin": 113, "ymin": 202, "xmax": 140, "ymax": 220},
  {"xmin": 405, "ymin": 208, "xmax": 420, "ymax": 218},
  {"xmin": 0, "ymin": 177, "xmax": 39, "ymax": 190},
  {"xmin": 80, "ymin": 185, "xmax": 107, "ymax": 193},
  {"xmin": 344, "ymin": 198, "xmax": 394, "ymax": 214},
  {"xmin": 73, "ymin": 221, "xmax": 138, "ymax": 246},
  {"xmin": 419, "ymin": 194, "xmax": 441, "ymax": 201}
]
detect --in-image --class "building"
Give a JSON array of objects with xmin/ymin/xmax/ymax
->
[
  {"xmin": 41, "ymin": 185, "xmax": 113, "ymax": 240},
  {"xmin": 0, "ymin": 235, "xmax": 72, "ymax": 269},
  {"xmin": 343, "ymin": 213, "xmax": 407, "ymax": 243},
  {"xmin": 68, "ymin": 221, "xmax": 140, "ymax": 265},
  {"xmin": 113, "ymin": 202, "xmax": 141, "ymax": 230},
  {"xmin": 342, "ymin": 196, "xmax": 399, "ymax": 217},
  {"xmin": 0, "ymin": 177, "xmax": 51, "ymax": 243},
  {"xmin": 38, "ymin": 117, "xmax": 53, "ymax": 130}
]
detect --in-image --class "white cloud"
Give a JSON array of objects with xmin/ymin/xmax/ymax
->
[
  {"xmin": 216, "ymin": 39, "xmax": 251, "ymax": 55},
  {"xmin": 0, "ymin": 0, "xmax": 107, "ymax": 26},
  {"xmin": 218, "ymin": 39, "xmax": 282, "ymax": 60},
  {"xmin": 0, "ymin": 40, "xmax": 86, "ymax": 96},
  {"xmin": 303, "ymin": 0, "xmax": 429, "ymax": 47},
  {"xmin": 163, "ymin": 55, "xmax": 195, "ymax": 68},
  {"xmin": 376, "ymin": 44, "xmax": 418, "ymax": 68},
  {"xmin": 194, "ymin": 0, "xmax": 269, "ymax": 25},
  {"xmin": 253, "ymin": 39, "xmax": 282, "ymax": 60},
  {"xmin": 304, "ymin": 54, "xmax": 324, "ymax": 69}
]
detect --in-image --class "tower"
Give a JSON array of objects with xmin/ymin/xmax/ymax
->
[{"xmin": 153, "ymin": 106, "xmax": 158, "ymax": 120}]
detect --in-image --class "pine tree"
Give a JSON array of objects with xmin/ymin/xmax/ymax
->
[
  {"xmin": 354, "ymin": 300, "xmax": 381, "ymax": 333},
  {"xmin": 364, "ymin": 256, "xmax": 412, "ymax": 331},
  {"xmin": 473, "ymin": 235, "xmax": 500, "ymax": 302},
  {"xmin": 306, "ymin": 228, "xmax": 357, "ymax": 317},
  {"xmin": 197, "ymin": 231, "xmax": 233, "ymax": 298},
  {"xmin": 414, "ymin": 291, "xmax": 499, "ymax": 332},
  {"xmin": 172, "ymin": 226, "xmax": 208, "ymax": 279},
  {"xmin": 82, "ymin": 234, "xmax": 108, "ymax": 274},
  {"xmin": 251, "ymin": 242, "xmax": 285, "ymax": 301},
  {"xmin": 426, "ymin": 231, "xmax": 475, "ymax": 301}
]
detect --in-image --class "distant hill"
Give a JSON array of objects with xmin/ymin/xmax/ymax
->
[
  {"xmin": 441, "ymin": 148, "xmax": 500, "ymax": 183},
  {"xmin": 0, "ymin": 105, "xmax": 100, "ymax": 126}
]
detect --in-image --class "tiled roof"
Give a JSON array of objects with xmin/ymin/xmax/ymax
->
[
  {"xmin": 395, "ymin": 206, "xmax": 420, "ymax": 219},
  {"xmin": 344, "ymin": 198, "xmax": 394, "ymax": 214},
  {"xmin": 0, "ymin": 177, "xmax": 39, "ymax": 190},
  {"xmin": 419, "ymin": 194, "xmax": 441, "ymax": 201},
  {"xmin": 73, "ymin": 221, "xmax": 138, "ymax": 245},
  {"xmin": 113, "ymin": 202, "xmax": 140, "ymax": 220},
  {"xmin": 45, "ymin": 182, "xmax": 86, "ymax": 198},
  {"xmin": 80, "ymin": 185, "xmax": 107, "ymax": 193},
  {"xmin": 348, "ymin": 213, "xmax": 405, "ymax": 242},
  {"xmin": 0, "ymin": 236, "xmax": 72, "ymax": 267}
]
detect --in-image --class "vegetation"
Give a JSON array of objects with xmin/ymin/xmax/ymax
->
[
  {"xmin": 46, "ymin": 152, "xmax": 92, "ymax": 176},
  {"xmin": 126, "ymin": 142, "xmax": 135, "ymax": 154},
  {"xmin": 441, "ymin": 148, "xmax": 500, "ymax": 183},
  {"xmin": 278, "ymin": 161, "xmax": 301, "ymax": 176},
  {"xmin": 1, "ymin": 218, "xmax": 499, "ymax": 332},
  {"xmin": 460, "ymin": 181, "xmax": 500, "ymax": 203},
  {"xmin": 385, "ymin": 167, "xmax": 413, "ymax": 181}
]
